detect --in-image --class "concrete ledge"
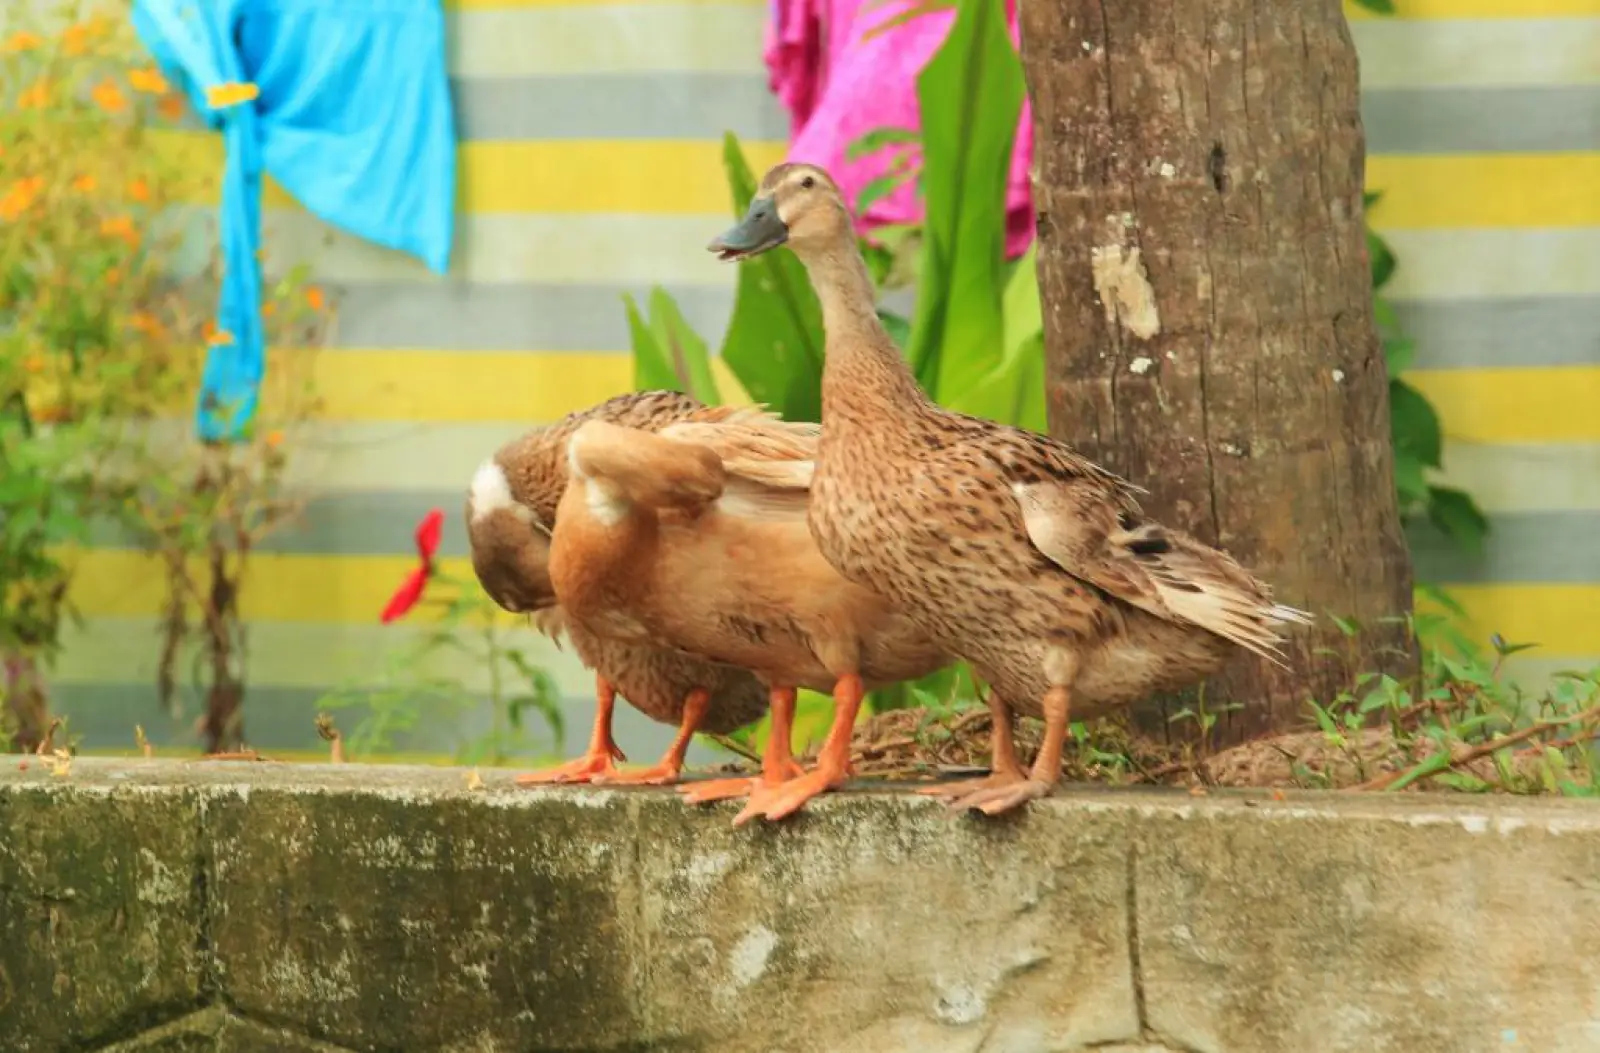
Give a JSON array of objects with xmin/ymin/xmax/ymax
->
[{"xmin": 3, "ymin": 760, "xmax": 1599, "ymax": 1053}]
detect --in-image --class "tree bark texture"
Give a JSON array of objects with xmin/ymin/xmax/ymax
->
[{"xmin": 1018, "ymin": 0, "xmax": 1415, "ymax": 745}]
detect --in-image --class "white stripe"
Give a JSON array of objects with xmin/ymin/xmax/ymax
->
[
  {"xmin": 227, "ymin": 213, "xmax": 1600, "ymax": 301},
  {"xmin": 211, "ymin": 209, "xmax": 741, "ymax": 289},
  {"xmin": 447, "ymin": 5, "xmax": 771, "ymax": 79},
  {"xmin": 1439, "ymin": 441, "xmax": 1600, "ymax": 515},
  {"xmin": 1380, "ymin": 229, "xmax": 1600, "ymax": 300},
  {"xmin": 1353, "ymin": 18, "xmax": 1600, "ymax": 90},
  {"xmin": 55, "ymin": 616, "xmax": 595, "ymax": 696}
]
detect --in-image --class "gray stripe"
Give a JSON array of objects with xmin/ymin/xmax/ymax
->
[
  {"xmin": 52, "ymin": 682, "xmax": 721, "ymax": 764},
  {"xmin": 1407, "ymin": 511, "xmax": 1600, "ymax": 586},
  {"xmin": 167, "ymin": 78, "xmax": 1596, "ymax": 152},
  {"xmin": 453, "ymin": 74, "xmax": 787, "ymax": 142},
  {"xmin": 170, "ymin": 73, "xmax": 786, "ymax": 143},
  {"xmin": 326, "ymin": 281, "xmax": 735, "ymax": 352},
  {"xmin": 91, "ymin": 491, "xmax": 1600, "ymax": 586},
  {"xmin": 1362, "ymin": 87, "xmax": 1600, "ymax": 154},
  {"xmin": 321, "ymin": 280, "xmax": 1597, "ymax": 375},
  {"xmin": 1398, "ymin": 297, "xmax": 1600, "ymax": 372}
]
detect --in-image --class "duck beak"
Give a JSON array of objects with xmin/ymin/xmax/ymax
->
[{"xmin": 708, "ymin": 195, "xmax": 788, "ymax": 262}]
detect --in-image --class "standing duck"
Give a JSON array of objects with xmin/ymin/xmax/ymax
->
[
  {"xmin": 546, "ymin": 410, "xmax": 952, "ymax": 823},
  {"xmin": 466, "ymin": 392, "xmax": 780, "ymax": 788},
  {"xmin": 708, "ymin": 164, "xmax": 1311, "ymax": 815}
]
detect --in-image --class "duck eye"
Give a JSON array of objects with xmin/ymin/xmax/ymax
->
[{"xmin": 800, "ymin": 175, "xmax": 815, "ymax": 190}]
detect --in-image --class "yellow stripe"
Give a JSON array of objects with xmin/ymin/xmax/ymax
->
[
  {"xmin": 308, "ymin": 350, "xmax": 749, "ymax": 422},
  {"xmin": 1420, "ymin": 586, "xmax": 1600, "ymax": 658},
  {"xmin": 156, "ymin": 134, "xmax": 788, "ymax": 216},
  {"xmin": 1345, "ymin": 0, "xmax": 1598, "ymax": 17},
  {"xmin": 65, "ymin": 550, "xmax": 1600, "ymax": 656},
  {"xmin": 1407, "ymin": 366, "xmax": 1600, "ymax": 444},
  {"xmin": 157, "ymin": 133, "xmax": 1594, "ymax": 227},
  {"xmin": 1366, "ymin": 154, "xmax": 1600, "ymax": 230}
]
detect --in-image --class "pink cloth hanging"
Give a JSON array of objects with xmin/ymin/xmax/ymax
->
[{"xmin": 764, "ymin": 0, "xmax": 1035, "ymax": 260}]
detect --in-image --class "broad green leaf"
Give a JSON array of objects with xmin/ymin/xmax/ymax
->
[
  {"xmin": 1351, "ymin": 0, "xmax": 1396, "ymax": 13},
  {"xmin": 861, "ymin": 0, "xmax": 955, "ymax": 41},
  {"xmin": 646, "ymin": 286, "xmax": 721, "ymax": 404},
  {"xmin": 1367, "ymin": 228, "xmax": 1396, "ymax": 290},
  {"xmin": 906, "ymin": 0, "xmax": 1026, "ymax": 401},
  {"xmin": 1392, "ymin": 451, "xmax": 1428, "ymax": 506},
  {"xmin": 845, "ymin": 126, "xmax": 920, "ymax": 162},
  {"xmin": 858, "ymin": 173, "xmax": 908, "ymax": 214},
  {"xmin": 1383, "ymin": 336, "xmax": 1415, "ymax": 374},
  {"xmin": 625, "ymin": 292, "xmax": 678, "ymax": 393},
  {"xmin": 717, "ymin": 133, "xmax": 826, "ymax": 422},
  {"xmin": 1426, "ymin": 485, "xmax": 1490, "ymax": 551},
  {"xmin": 1388, "ymin": 377, "xmax": 1443, "ymax": 469},
  {"xmin": 1001, "ymin": 243, "xmax": 1042, "ymax": 357},
  {"xmin": 877, "ymin": 307, "xmax": 912, "ymax": 349}
]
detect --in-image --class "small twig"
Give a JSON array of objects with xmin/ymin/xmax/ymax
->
[
  {"xmin": 134, "ymin": 725, "xmax": 154, "ymax": 758},
  {"xmin": 1351, "ymin": 705, "xmax": 1600, "ymax": 792},
  {"xmin": 315, "ymin": 713, "xmax": 345, "ymax": 763},
  {"xmin": 705, "ymin": 733, "xmax": 761, "ymax": 765},
  {"xmin": 34, "ymin": 718, "xmax": 61, "ymax": 756}
]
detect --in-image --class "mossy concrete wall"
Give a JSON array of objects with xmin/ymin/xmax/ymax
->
[{"xmin": 3, "ymin": 759, "xmax": 1599, "ymax": 1053}]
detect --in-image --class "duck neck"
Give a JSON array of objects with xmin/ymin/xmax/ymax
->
[{"xmin": 799, "ymin": 240, "xmax": 929, "ymax": 420}]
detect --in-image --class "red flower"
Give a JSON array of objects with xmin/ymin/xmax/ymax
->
[{"xmin": 380, "ymin": 508, "xmax": 444, "ymax": 624}]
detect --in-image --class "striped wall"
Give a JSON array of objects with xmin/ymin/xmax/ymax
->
[{"xmin": 52, "ymin": 0, "xmax": 1600, "ymax": 755}]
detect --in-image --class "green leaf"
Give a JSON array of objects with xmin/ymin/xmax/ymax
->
[
  {"xmin": 1367, "ymin": 228, "xmax": 1396, "ymax": 290},
  {"xmin": 717, "ymin": 133, "xmax": 826, "ymax": 422},
  {"xmin": 877, "ymin": 307, "xmax": 912, "ymax": 349},
  {"xmin": 1351, "ymin": 0, "xmax": 1396, "ymax": 13},
  {"xmin": 625, "ymin": 292, "xmax": 678, "ymax": 393},
  {"xmin": 904, "ymin": 0, "xmax": 1026, "ymax": 399},
  {"xmin": 1388, "ymin": 377, "xmax": 1443, "ymax": 469},
  {"xmin": 1392, "ymin": 452, "xmax": 1428, "ymax": 506},
  {"xmin": 1426, "ymin": 485, "xmax": 1490, "ymax": 551},
  {"xmin": 845, "ymin": 126, "xmax": 920, "ymax": 162},
  {"xmin": 858, "ymin": 173, "xmax": 907, "ymax": 215},
  {"xmin": 1383, "ymin": 336, "xmax": 1415, "ymax": 374},
  {"xmin": 646, "ymin": 286, "xmax": 721, "ymax": 404}
]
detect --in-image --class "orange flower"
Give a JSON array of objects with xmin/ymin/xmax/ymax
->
[
  {"xmin": 261, "ymin": 301, "xmax": 277, "ymax": 318},
  {"xmin": 105, "ymin": 268, "xmax": 122, "ymax": 287},
  {"xmin": 201, "ymin": 321, "xmax": 235, "ymax": 346},
  {"xmin": 0, "ymin": 177, "xmax": 45, "ymax": 221},
  {"xmin": 205, "ymin": 82, "xmax": 260, "ymax": 109},
  {"xmin": 100, "ymin": 215, "xmax": 139, "ymax": 246},
  {"xmin": 156, "ymin": 93, "xmax": 187, "ymax": 121},
  {"xmin": 129, "ymin": 312, "xmax": 163, "ymax": 335},
  {"xmin": 91, "ymin": 79, "xmax": 128, "ymax": 114},
  {"xmin": 21, "ymin": 354, "xmax": 45, "ymax": 374},
  {"xmin": 17, "ymin": 79, "xmax": 50, "ymax": 110},
  {"xmin": 264, "ymin": 429, "xmax": 285, "ymax": 449},
  {"xmin": 3, "ymin": 30, "xmax": 44, "ymax": 53},
  {"xmin": 305, "ymin": 286, "xmax": 326, "ymax": 312},
  {"xmin": 127, "ymin": 177, "xmax": 152, "ymax": 202},
  {"xmin": 61, "ymin": 23, "xmax": 91, "ymax": 56},
  {"xmin": 128, "ymin": 67, "xmax": 170, "ymax": 95},
  {"xmin": 70, "ymin": 174, "xmax": 96, "ymax": 194}
]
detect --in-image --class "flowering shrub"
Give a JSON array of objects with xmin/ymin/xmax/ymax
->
[{"xmin": 0, "ymin": 4, "xmax": 327, "ymax": 751}]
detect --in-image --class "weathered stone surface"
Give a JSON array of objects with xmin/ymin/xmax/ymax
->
[
  {"xmin": 0, "ymin": 772, "xmax": 205, "ymax": 1052},
  {"xmin": 1134, "ymin": 794, "xmax": 1600, "ymax": 1053},
  {"xmin": 5, "ymin": 761, "xmax": 1600, "ymax": 1053}
]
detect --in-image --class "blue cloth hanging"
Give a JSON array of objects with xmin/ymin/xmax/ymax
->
[{"xmin": 132, "ymin": 0, "xmax": 456, "ymax": 442}]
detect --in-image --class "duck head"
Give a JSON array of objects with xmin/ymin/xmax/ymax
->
[{"xmin": 708, "ymin": 163, "xmax": 851, "ymax": 262}]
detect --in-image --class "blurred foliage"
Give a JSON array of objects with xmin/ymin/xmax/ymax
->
[
  {"xmin": 319, "ymin": 566, "xmax": 567, "ymax": 767},
  {"xmin": 0, "ymin": 2, "xmax": 327, "ymax": 751}
]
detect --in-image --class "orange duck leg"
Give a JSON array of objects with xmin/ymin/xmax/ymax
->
[
  {"xmin": 734, "ymin": 674, "xmax": 863, "ymax": 825},
  {"xmin": 594, "ymin": 687, "xmax": 711, "ymax": 785},
  {"xmin": 916, "ymin": 688, "xmax": 1027, "ymax": 797},
  {"xmin": 515, "ymin": 674, "xmax": 626, "ymax": 785},
  {"xmin": 679, "ymin": 686, "xmax": 802, "ymax": 805}
]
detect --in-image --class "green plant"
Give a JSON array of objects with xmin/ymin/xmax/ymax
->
[
  {"xmin": 0, "ymin": 3, "xmax": 328, "ymax": 752},
  {"xmin": 318, "ymin": 510, "xmax": 566, "ymax": 766}
]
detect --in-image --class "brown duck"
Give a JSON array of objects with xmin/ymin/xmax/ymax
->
[
  {"xmin": 466, "ymin": 392, "xmax": 775, "ymax": 788},
  {"xmin": 709, "ymin": 164, "xmax": 1312, "ymax": 815},
  {"xmin": 545, "ymin": 406, "xmax": 951, "ymax": 822}
]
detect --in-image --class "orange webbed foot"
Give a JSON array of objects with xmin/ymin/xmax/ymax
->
[
  {"xmin": 594, "ymin": 762, "xmax": 682, "ymax": 787},
  {"xmin": 732, "ymin": 763, "xmax": 848, "ymax": 826},
  {"xmin": 679, "ymin": 758, "xmax": 804, "ymax": 805},
  {"xmin": 915, "ymin": 769, "xmax": 1026, "ymax": 800},
  {"xmin": 514, "ymin": 747, "xmax": 626, "ymax": 786},
  {"xmin": 942, "ymin": 774, "xmax": 1054, "ymax": 816}
]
